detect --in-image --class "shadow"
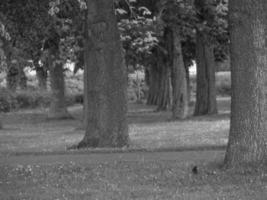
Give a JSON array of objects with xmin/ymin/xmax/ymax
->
[
  {"xmin": 188, "ymin": 113, "xmax": 230, "ymax": 122},
  {"xmin": 127, "ymin": 110, "xmax": 171, "ymax": 124}
]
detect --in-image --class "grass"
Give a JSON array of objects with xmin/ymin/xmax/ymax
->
[
  {"xmin": 1, "ymin": 96, "xmax": 267, "ymax": 199},
  {"xmin": 1, "ymin": 160, "xmax": 267, "ymax": 199},
  {"xmin": 0, "ymin": 97, "xmax": 230, "ymax": 154}
]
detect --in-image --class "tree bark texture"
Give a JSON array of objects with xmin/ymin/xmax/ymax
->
[
  {"xmin": 35, "ymin": 60, "xmax": 47, "ymax": 91},
  {"xmin": 156, "ymin": 51, "xmax": 171, "ymax": 111},
  {"xmin": 146, "ymin": 49, "xmax": 170, "ymax": 109},
  {"xmin": 224, "ymin": 0, "xmax": 267, "ymax": 167},
  {"xmin": 185, "ymin": 66, "xmax": 191, "ymax": 104},
  {"xmin": 6, "ymin": 60, "xmax": 19, "ymax": 92},
  {"xmin": 171, "ymin": 27, "xmax": 189, "ymax": 119},
  {"xmin": 18, "ymin": 66, "xmax": 27, "ymax": 90},
  {"xmin": 78, "ymin": 0, "xmax": 129, "ymax": 148},
  {"xmin": 48, "ymin": 61, "xmax": 71, "ymax": 119},
  {"xmin": 194, "ymin": 31, "xmax": 217, "ymax": 116}
]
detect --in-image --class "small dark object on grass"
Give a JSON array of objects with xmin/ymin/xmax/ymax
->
[{"xmin": 192, "ymin": 166, "xmax": 198, "ymax": 174}]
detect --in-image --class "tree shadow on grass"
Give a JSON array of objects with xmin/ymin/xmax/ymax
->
[{"xmin": 188, "ymin": 113, "xmax": 230, "ymax": 122}]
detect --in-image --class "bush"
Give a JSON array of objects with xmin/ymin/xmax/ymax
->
[
  {"xmin": 0, "ymin": 88, "xmax": 16, "ymax": 112},
  {"xmin": 0, "ymin": 89, "xmax": 51, "ymax": 112},
  {"xmin": 14, "ymin": 90, "xmax": 51, "ymax": 109},
  {"xmin": 190, "ymin": 71, "xmax": 231, "ymax": 96},
  {"xmin": 128, "ymin": 75, "xmax": 147, "ymax": 103},
  {"xmin": 216, "ymin": 72, "xmax": 231, "ymax": 96}
]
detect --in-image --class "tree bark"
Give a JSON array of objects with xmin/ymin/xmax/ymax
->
[
  {"xmin": 156, "ymin": 54, "xmax": 170, "ymax": 111},
  {"xmin": 78, "ymin": 0, "xmax": 129, "ymax": 148},
  {"xmin": 185, "ymin": 66, "xmax": 191, "ymax": 104},
  {"xmin": 48, "ymin": 61, "xmax": 71, "ymax": 119},
  {"xmin": 18, "ymin": 66, "xmax": 27, "ymax": 90},
  {"xmin": 6, "ymin": 60, "xmax": 18, "ymax": 92},
  {"xmin": 146, "ymin": 63, "xmax": 160, "ymax": 105},
  {"xmin": 194, "ymin": 31, "xmax": 217, "ymax": 115},
  {"xmin": 171, "ymin": 28, "xmax": 188, "ymax": 119},
  {"xmin": 224, "ymin": 0, "xmax": 267, "ymax": 167},
  {"xmin": 34, "ymin": 60, "xmax": 47, "ymax": 91}
]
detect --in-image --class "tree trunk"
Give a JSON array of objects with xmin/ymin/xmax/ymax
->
[
  {"xmin": 171, "ymin": 28, "xmax": 188, "ymax": 119},
  {"xmin": 78, "ymin": 0, "xmax": 129, "ymax": 148},
  {"xmin": 18, "ymin": 66, "xmax": 27, "ymax": 90},
  {"xmin": 6, "ymin": 60, "xmax": 18, "ymax": 92},
  {"xmin": 35, "ymin": 61, "xmax": 47, "ymax": 91},
  {"xmin": 185, "ymin": 66, "xmax": 191, "ymax": 104},
  {"xmin": 48, "ymin": 62, "xmax": 71, "ymax": 119},
  {"xmin": 224, "ymin": 0, "xmax": 267, "ymax": 167},
  {"xmin": 147, "ymin": 65, "xmax": 160, "ymax": 105},
  {"xmin": 194, "ymin": 31, "xmax": 217, "ymax": 116},
  {"xmin": 156, "ymin": 56, "xmax": 170, "ymax": 111}
]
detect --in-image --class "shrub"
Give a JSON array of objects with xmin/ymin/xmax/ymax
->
[
  {"xmin": 128, "ymin": 75, "xmax": 147, "ymax": 103},
  {"xmin": 190, "ymin": 72, "xmax": 231, "ymax": 96},
  {"xmin": 0, "ymin": 88, "xmax": 17, "ymax": 112},
  {"xmin": 216, "ymin": 72, "xmax": 231, "ymax": 96},
  {"xmin": 14, "ymin": 90, "xmax": 51, "ymax": 109}
]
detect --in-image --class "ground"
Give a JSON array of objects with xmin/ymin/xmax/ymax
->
[{"xmin": 0, "ymin": 97, "xmax": 267, "ymax": 200}]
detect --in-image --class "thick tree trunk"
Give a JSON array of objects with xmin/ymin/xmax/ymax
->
[
  {"xmin": 78, "ymin": 0, "xmax": 129, "ymax": 148},
  {"xmin": 194, "ymin": 31, "xmax": 217, "ymax": 116},
  {"xmin": 224, "ymin": 0, "xmax": 267, "ymax": 167},
  {"xmin": 48, "ymin": 62, "xmax": 71, "ymax": 119},
  {"xmin": 35, "ymin": 61, "xmax": 47, "ymax": 91},
  {"xmin": 171, "ymin": 28, "xmax": 188, "ymax": 119}
]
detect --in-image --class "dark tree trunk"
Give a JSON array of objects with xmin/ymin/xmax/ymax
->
[
  {"xmin": 171, "ymin": 28, "xmax": 188, "ymax": 119},
  {"xmin": 18, "ymin": 66, "xmax": 27, "ymax": 90},
  {"xmin": 78, "ymin": 0, "xmax": 129, "ymax": 148},
  {"xmin": 224, "ymin": 0, "xmax": 267, "ymax": 167},
  {"xmin": 146, "ymin": 65, "xmax": 160, "ymax": 105},
  {"xmin": 48, "ymin": 62, "xmax": 71, "ymax": 119},
  {"xmin": 194, "ymin": 31, "xmax": 217, "ymax": 116},
  {"xmin": 35, "ymin": 60, "xmax": 47, "ymax": 91},
  {"xmin": 156, "ymin": 55, "xmax": 170, "ymax": 111},
  {"xmin": 185, "ymin": 66, "xmax": 191, "ymax": 104},
  {"xmin": 6, "ymin": 60, "xmax": 18, "ymax": 92}
]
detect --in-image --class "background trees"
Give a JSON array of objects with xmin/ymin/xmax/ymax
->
[{"xmin": 1, "ymin": 0, "xmax": 266, "ymax": 168}]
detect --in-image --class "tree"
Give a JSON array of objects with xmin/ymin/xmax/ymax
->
[
  {"xmin": 47, "ymin": 62, "xmax": 71, "ymax": 119},
  {"xmin": 46, "ymin": 0, "xmax": 85, "ymax": 119},
  {"xmin": 171, "ymin": 27, "xmax": 188, "ymax": 119},
  {"xmin": 224, "ymin": 0, "xmax": 267, "ymax": 167},
  {"xmin": 0, "ymin": 15, "xmax": 11, "ymax": 129},
  {"xmin": 43, "ymin": 26, "xmax": 72, "ymax": 120},
  {"xmin": 77, "ymin": 0, "xmax": 129, "ymax": 148},
  {"xmin": 193, "ymin": 0, "xmax": 218, "ymax": 116},
  {"xmin": 158, "ymin": 0, "xmax": 193, "ymax": 118},
  {"xmin": 34, "ymin": 59, "xmax": 48, "ymax": 91}
]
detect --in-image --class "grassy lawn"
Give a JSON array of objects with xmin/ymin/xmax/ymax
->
[
  {"xmin": 1, "ymin": 159, "xmax": 267, "ymax": 200},
  {"xmin": 0, "ymin": 97, "xmax": 230, "ymax": 154},
  {"xmin": 1, "ymin": 96, "xmax": 266, "ymax": 199}
]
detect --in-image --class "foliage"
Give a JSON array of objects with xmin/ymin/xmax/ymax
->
[
  {"xmin": 118, "ymin": 7, "xmax": 158, "ymax": 69},
  {"xmin": 0, "ymin": 88, "xmax": 86, "ymax": 112},
  {"xmin": 0, "ymin": 88, "xmax": 17, "ymax": 112}
]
